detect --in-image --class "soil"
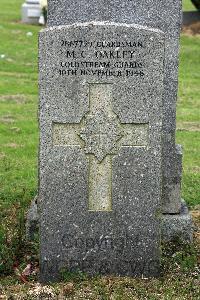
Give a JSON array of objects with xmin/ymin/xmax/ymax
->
[{"xmin": 182, "ymin": 21, "xmax": 200, "ymax": 36}]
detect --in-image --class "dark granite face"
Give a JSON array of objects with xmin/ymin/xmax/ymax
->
[
  {"xmin": 47, "ymin": 0, "xmax": 183, "ymax": 214},
  {"xmin": 39, "ymin": 23, "xmax": 165, "ymax": 282}
]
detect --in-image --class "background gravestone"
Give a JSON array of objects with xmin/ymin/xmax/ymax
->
[
  {"xmin": 47, "ymin": 0, "xmax": 183, "ymax": 214},
  {"xmin": 21, "ymin": 0, "xmax": 41, "ymax": 24},
  {"xmin": 39, "ymin": 23, "xmax": 165, "ymax": 282},
  {"xmin": 44, "ymin": 0, "xmax": 193, "ymax": 243}
]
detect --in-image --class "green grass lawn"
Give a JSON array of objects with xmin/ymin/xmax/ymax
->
[
  {"xmin": 0, "ymin": 0, "xmax": 39, "ymax": 226},
  {"xmin": 177, "ymin": 33, "xmax": 200, "ymax": 207},
  {"xmin": 0, "ymin": 0, "xmax": 200, "ymax": 298},
  {"xmin": 183, "ymin": 0, "xmax": 196, "ymax": 11}
]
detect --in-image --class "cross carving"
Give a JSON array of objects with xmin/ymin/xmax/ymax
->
[{"xmin": 53, "ymin": 83, "xmax": 149, "ymax": 211}]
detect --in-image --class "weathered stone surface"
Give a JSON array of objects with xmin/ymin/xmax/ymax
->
[
  {"xmin": 26, "ymin": 199, "xmax": 194, "ymax": 244},
  {"xmin": 47, "ymin": 0, "xmax": 183, "ymax": 213},
  {"xmin": 39, "ymin": 23, "xmax": 165, "ymax": 281},
  {"xmin": 162, "ymin": 144, "xmax": 183, "ymax": 213},
  {"xmin": 162, "ymin": 200, "xmax": 193, "ymax": 243},
  {"xmin": 26, "ymin": 196, "xmax": 39, "ymax": 241}
]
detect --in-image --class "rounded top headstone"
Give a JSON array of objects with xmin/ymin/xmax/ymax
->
[{"xmin": 26, "ymin": 0, "xmax": 40, "ymax": 4}]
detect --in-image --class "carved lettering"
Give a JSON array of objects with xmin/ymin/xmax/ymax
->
[{"xmin": 58, "ymin": 38, "xmax": 146, "ymax": 77}]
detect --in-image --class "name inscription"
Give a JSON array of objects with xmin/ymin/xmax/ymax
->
[{"xmin": 58, "ymin": 39, "xmax": 146, "ymax": 78}]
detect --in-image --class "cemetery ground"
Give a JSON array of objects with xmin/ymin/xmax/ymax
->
[{"xmin": 0, "ymin": 0, "xmax": 199, "ymax": 298}]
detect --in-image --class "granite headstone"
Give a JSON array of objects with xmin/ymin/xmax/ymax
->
[
  {"xmin": 39, "ymin": 22, "xmax": 165, "ymax": 281},
  {"xmin": 47, "ymin": 0, "xmax": 183, "ymax": 214},
  {"xmin": 38, "ymin": 0, "xmax": 193, "ymax": 283}
]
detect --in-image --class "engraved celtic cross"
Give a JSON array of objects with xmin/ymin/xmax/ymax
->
[
  {"xmin": 80, "ymin": 111, "xmax": 123, "ymax": 162},
  {"xmin": 53, "ymin": 83, "xmax": 148, "ymax": 211}
]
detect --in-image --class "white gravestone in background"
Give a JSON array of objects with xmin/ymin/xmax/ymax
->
[{"xmin": 21, "ymin": 0, "xmax": 41, "ymax": 24}]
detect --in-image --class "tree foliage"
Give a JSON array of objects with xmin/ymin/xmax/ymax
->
[{"xmin": 191, "ymin": 0, "xmax": 200, "ymax": 10}]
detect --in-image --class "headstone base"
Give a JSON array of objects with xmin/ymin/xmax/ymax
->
[
  {"xmin": 26, "ymin": 196, "xmax": 38, "ymax": 241},
  {"xmin": 162, "ymin": 200, "xmax": 193, "ymax": 243},
  {"xmin": 21, "ymin": 0, "xmax": 41, "ymax": 25},
  {"xmin": 183, "ymin": 11, "xmax": 200, "ymax": 26}
]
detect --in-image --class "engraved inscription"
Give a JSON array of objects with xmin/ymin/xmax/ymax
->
[
  {"xmin": 58, "ymin": 39, "xmax": 145, "ymax": 78},
  {"xmin": 52, "ymin": 84, "xmax": 149, "ymax": 211}
]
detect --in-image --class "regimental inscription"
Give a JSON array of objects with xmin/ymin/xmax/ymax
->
[
  {"xmin": 53, "ymin": 84, "xmax": 149, "ymax": 211},
  {"xmin": 58, "ymin": 39, "xmax": 145, "ymax": 78}
]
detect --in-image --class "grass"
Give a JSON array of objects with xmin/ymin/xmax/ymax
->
[
  {"xmin": 0, "ymin": 237, "xmax": 200, "ymax": 299},
  {"xmin": 0, "ymin": 0, "xmax": 39, "ymax": 276},
  {"xmin": 183, "ymin": 0, "xmax": 196, "ymax": 11},
  {"xmin": 0, "ymin": 0, "xmax": 200, "ymax": 298},
  {"xmin": 0, "ymin": 0, "xmax": 39, "ymax": 214},
  {"xmin": 177, "ymin": 33, "xmax": 200, "ymax": 206}
]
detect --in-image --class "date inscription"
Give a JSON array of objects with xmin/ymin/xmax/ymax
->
[{"xmin": 58, "ymin": 39, "xmax": 146, "ymax": 78}]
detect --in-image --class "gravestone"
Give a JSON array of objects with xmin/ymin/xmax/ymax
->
[
  {"xmin": 47, "ymin": 0, "xmax": 183, "ymax": 214},
  {"xmin": 21, "ymin": 0, "xmax": 41, "ymax": 24},
  {"xmin": 39, "ymin": 22, "xmax": 165, "ymax": 281},
  {"xmin": 38, "ymin": 0, "xmax": 193, "ymax": 282},
  {"xmin": 45, "ymin": 0, "xmax": 193, "ymax": 240}
]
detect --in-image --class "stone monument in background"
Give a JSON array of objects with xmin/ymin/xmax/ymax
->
[
  {"xmin": 38, "ymin": 0, "xmax": 193, "ymax": 282},
  {"xmin": 21, "ymin": 0, "xmax": 41, "ymax": 24}
]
